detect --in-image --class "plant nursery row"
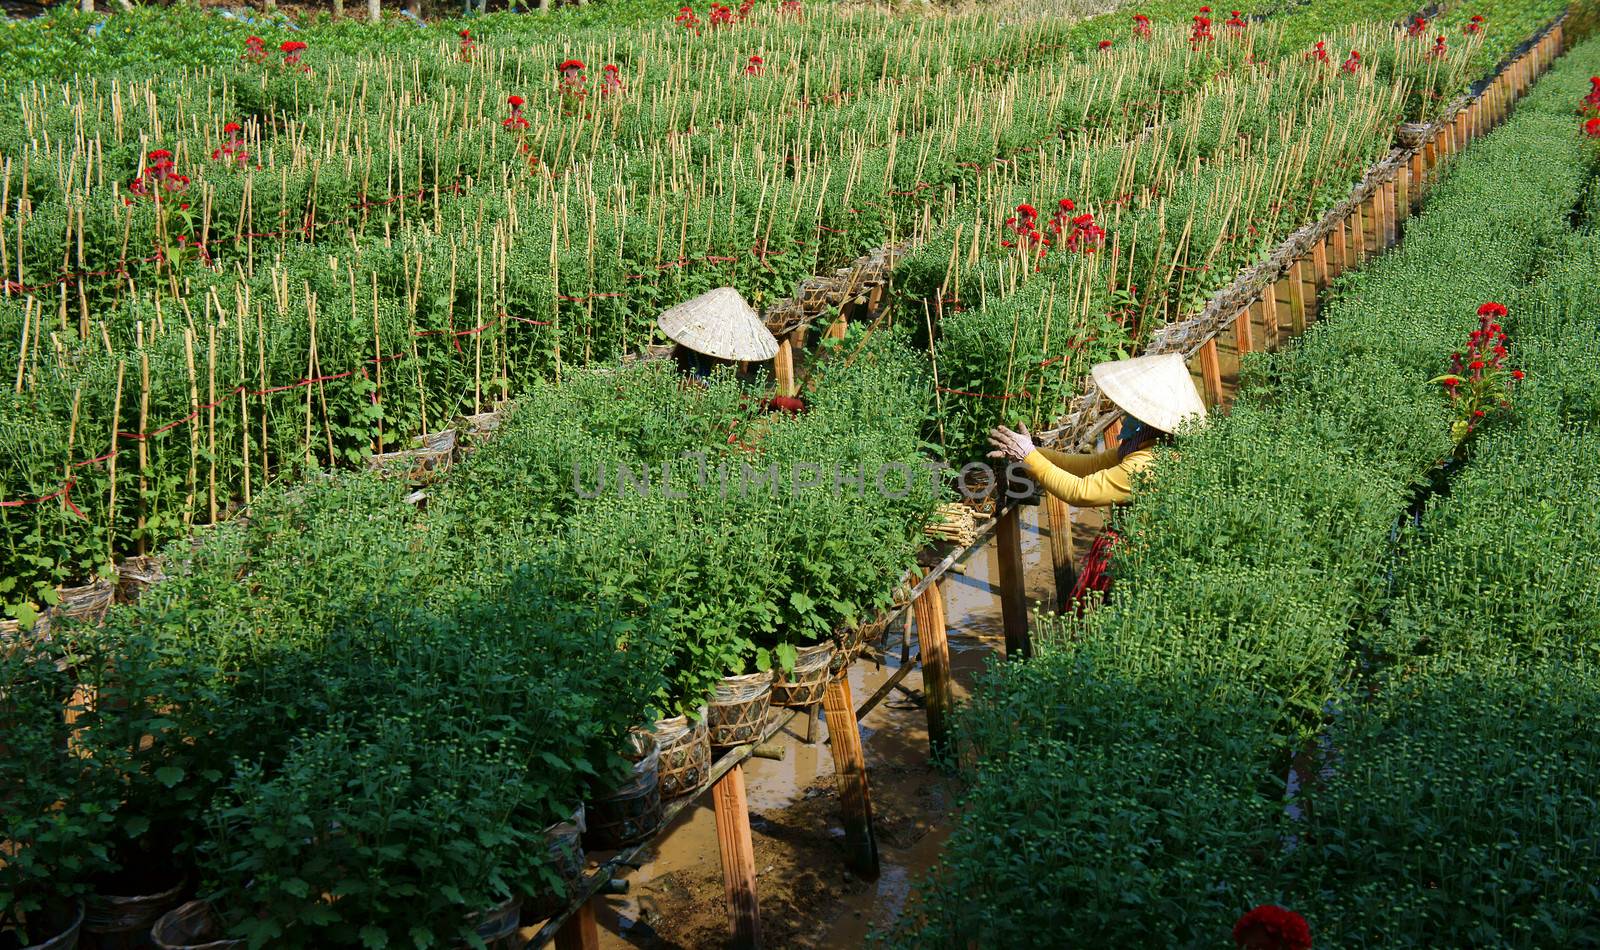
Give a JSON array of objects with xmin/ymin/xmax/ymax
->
[{"xmin": 891, "ymin": 31, "xmax": 1600, "ymax": 948}]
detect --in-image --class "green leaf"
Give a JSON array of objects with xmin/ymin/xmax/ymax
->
[{"xmin": 154, "ymin": 766, "xmax": 185, "ymax": 788}]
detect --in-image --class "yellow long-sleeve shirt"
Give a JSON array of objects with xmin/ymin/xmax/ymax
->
[{"xmin": 1021, "ymin": 445, "xmax": 1155, "ymax": 507}]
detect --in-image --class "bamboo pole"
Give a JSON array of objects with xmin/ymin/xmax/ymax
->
[
  {"xmin": 712, "ymin": 764, "xmax": 763, "ymax": 950},
  {"xmin": 553, "ymin": 901, "xmax": 599, "ymax": 950},
  {"xmin": 1196, "ymin": 337, "xmax": 1224, "ymax": 407},
  {"xmin": 821, "ymin": 675, "xmax": 879, "ymax": 879},
  {"xmin": 1233, "ymin": 306, "xmax": 1253, "ymax": 355},
  {"xmin": 1286, "ymin": 262, "xmax": 1307, "ymax": 336},
  {"xmin": 994, "ymin": 505, "xmax": 1029, "ymax": 660},
  {"xmin": 911, "ymin": 576, "xmax": 953, "ymax": 756},
  {"xmin": 1044, "ymin": 495, "xmax": 1075, "ymax": 613}
]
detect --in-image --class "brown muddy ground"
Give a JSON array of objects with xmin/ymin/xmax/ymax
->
[{"xmin": 527, "ymin": 503, "xmax": 1108, "ymax": 950}]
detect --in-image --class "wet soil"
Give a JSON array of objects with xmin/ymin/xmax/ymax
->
[{"xmin": 524, "ymin": 503, "xmax": 1107, "ymax": 949}]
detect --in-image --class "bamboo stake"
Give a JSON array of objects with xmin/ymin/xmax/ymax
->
[
  {"xmin": 107, "ymin": 362, "xmax": 124, "ymax": 561},
  {"xmin": 712, "ymin": 764, "xmax": 762, "ymax": 950}
]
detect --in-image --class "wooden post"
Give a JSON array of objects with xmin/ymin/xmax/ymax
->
[
  {"xmin": 1312, "ymin": 239, "xmax": 1329, "ymax": 290},
  {"xmin": 825, "ymin": 316, "xmax": 847, "ymax": 341},
  {"xmin": 911, "ymin": 577, "xmax": 953, "ymax": 753},
  {"xmin": 1196, "ymin": 337, "xmax": 1224, "ymax": 407},
  {"xmin": 1233, "ymin": 306, "xmax": 1253, "ymax": 355},
  {"xmin": 773, "ymin": 341, "xmax": 795, "ymax": 397},
  {"xmin": 1261, "ymin": 288, "xmax": 1281, "ymax": 350},
  {"xmin": 1044, "ymin": 495, "xmax": 1076, "ymax": 613},
  {"xmin": 822, "ymin": 675, "xmax": 880, "ymax": 878},
  {"xmin": 368, "ymin": 0, "xmax": 381, "ymax": 23},
  {"xmin": 1409, "ymin": 152, "xmax": 1424, "ymax": 204},
  {"xmin": 1371, "ymin": 193, "xmax": 1385, "ymax": 252},
  {"xmin": 1285, "ymin": 264, "xmax": 1306, "ymax": 335},
  {"xmin": 994, "ymin": 505, "xmax": 1030, "ymax": 660},
  {"xmin": 1330, "ymin": 220, "xmax": 1348, "ymax": 276},
  {"xmin": 713, "ymin": 764, "xmax": 763, "ymax": 950},
  {"xmin": 1396, "ymin": 166, "xmax": 1410, "ymax": 228},
  {"xmin": 554, "ymin": 899, "xmax": 600, "ymax": 950}
]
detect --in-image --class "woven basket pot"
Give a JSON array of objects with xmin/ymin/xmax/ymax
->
[
  {"xmin": 0, "ymin": 613, "xmax": 51, "ymax": 660},
  {"xmin": 1396, "ymin": 121, "xmax": 1431, "ymax": 147},
  {"xmin": 84, "ymin": 876, "xmax": 188, "ymax": 948},
  {"xmin": 652, "ymin": 707, "xmax": 711, "ymax": 800},
  {"xmin": 707, "ymin": 672, "xmax": 771, "ymax": 747},
  {"xmin": 54, "ymin": 578, "xmax": 115, "ymax": 628},
  {"xmin": 366, "ymin": 429, "xmax": 458, "ymax": 482},
  {"xmin": 458, "ymin": 896, "xmax": 522, "ymax": 948},
  {"xmin": 520, "ymin": 805, "xmax": 587, "ymax": 925},
  {"xmin": 150, "ymin": 901, "xmax": 243, "ymax": 950},
  {"xmin": 829, "ymin": 614, "xmax": 890, "ymax": 676},
  {"xmin": 770, "ymin": 642, "xmax": 835, "ymax": 708},
  {"xmin": 114, "ymin": 556, "xmax": 167, "ymax": 605},
  {"xmin": 14, "ymin": 902, "xmax": 83, "ymax": 950},
  {"xmin": 583, "ymin": 742, "xmax": 662, "ymax": 850}
]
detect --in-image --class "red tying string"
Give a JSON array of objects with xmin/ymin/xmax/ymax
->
[
  {"xmin": 937, "ymin": 387, "xmax": 1032, "ymax": 401},
  {"xmin": 1, "ymin": 478, "xmax": 86, "ymax": 520}
]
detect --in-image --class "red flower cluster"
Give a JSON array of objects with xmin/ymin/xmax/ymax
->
[
  {"xmin": 1341, "ymin": 49, "xmax": 1361, "ymax": 73},
  {"xmin": 211, "ymin": 121, "xmax": 250, "ymax": 166},
  {"xmin": 1583, "ymin": 77, "xmax": 1600, "ymax": 112},
  {"xmin": 675, "ymin": 6, "xmax": 701, "ymax": 31},
  {"xmin": 780, "ymin": 0, "xmax": 803, "ymax": 18},
  {"xmin": 1132, "ymin": 13, "xmax": 1152, "ymax": 39},
  {"xmin": 242, "ymin": 35, "xmax": 268, "ymax": 64},
  {"xmin": 1306, "ymin": 39, "xmax": 1329, "ymax": 64},
  {"xmin": 1438, "ymin": 302, "xmax": 1521, "ymax": 444},
  {"xmin": 1063, "ymin": 211, "xmax": 1106, "ymax": 253},
  {"xmin": 1191, "ymin": 12, "xmax": 1213, "ymax": 47},
  {"xmin": 558, "ymin": 60, "xmax": 588, "ymax": 112},
  {"xmin": 1098, "ymin": 39, "xmax": 1113, "ymax": 50},
  {"xmin": 600, "ymin": 63, "xmax": 624, "ymax": 97},
  {"xmin": 1429, "ymin": 35, "xmax": 1447, "ymax": 60},
  {"xmin": 1406, "ymin": 14, "xmax": 1428, "ymax": 37},
  {"xmin": 504, "ymin": 94, "xmax": 530, "ymax": 130},
  {"xmin": 1225, "ymin": 9, "xmax": 1246, "ymax": 32},
  {"xmin": 746, "ymin": 54, "xmax": 765, "ymax": 75},
  {"xmin": 1000, "ymin": 203, "xmax": 1045, "ymax": 251},
  {"xmin": 281, "ymin": 39, "xmax": 309, "ymax": 71},
  {"xmin": 1464, "ymin": 14, "xmax": 1485, "ymax": 34},
  {"xmin": 127, "ymin": 150, "xmax": 190, "ymax": 204},
  {"xmin": 1233, "ymin": 906, "xmax": 1311, "ymax": 950},
  {"xmin": 1585, "ymin": 117, "xmax": 1600, "ymax": 138},
  {"xmin": 763, "ymin": 395, "xmax": 806, "ymax": 414},
  {"xmin": 708, "ymin": 3, "xmax": 734, "ymax": 26},
  {"xmin": 459, "ymin": 29, "xmax": 475, "ymax": 62}
]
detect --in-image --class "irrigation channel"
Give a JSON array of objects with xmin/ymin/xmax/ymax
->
[{"xmin": 511, "ymin": 17, "xmax": 1569, "ymax": 948}]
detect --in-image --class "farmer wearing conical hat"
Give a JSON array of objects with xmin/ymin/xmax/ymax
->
[
  {"xmin": 657, "ymin": 287, "xmax": 779, "ymax": 380},
  {"xmin": 986, "ymin": 352, "xmax": 1207, "ymax": 608}
]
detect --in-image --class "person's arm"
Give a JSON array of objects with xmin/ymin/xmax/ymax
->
[
  {"xmin": 1021, "ymin": 448, "xmax": 1155, "ymax": 507},
  {"xmin": 1030, "ymin": 445, "xmax": 1121, "ymax": 477}
]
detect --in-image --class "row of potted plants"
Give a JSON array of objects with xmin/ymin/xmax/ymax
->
[{"xmin": 888, "ymin": 29, "xmax": 1600, "ymax": 948}]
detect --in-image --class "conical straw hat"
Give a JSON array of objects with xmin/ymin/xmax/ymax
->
[
  {"xmin": 657, "ymin": 288, "xmax": 779, "ymax": 362},
  {"xmin": 1090, "ymin": 353, "xmax": 1208, "ymax": 433}
]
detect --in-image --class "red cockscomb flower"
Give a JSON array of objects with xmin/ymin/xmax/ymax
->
[
  {"xmin": 1226, "ymin": 9, "xmax": 1245, "ymax": 31},
  {"xmin": 1586, "ymin": 117, "xmax": 1600, "ymax": 138},
  {"xmin": 1511, "ymin": 369, "xmax": 1524, "ymax": 380},
  {"xmin": 1132, "ymin": 13, "xmax": 1152, "ymax": 39},
  {"xmin": 1464, "ymin": 14, "xmax": 1484, "ymax": 34},
  {"xmin": 1406, "ymin": 15, "xmax": 1427, "ymax": 37},
  {"xmin": 1190, "ymin": 14, "xmax": 1213, "ymax": 46},
  {"xmin": 1341, "ymin": 49, "xmax": 1361, "ymax": 72},
  {"xmin": 1232, "ymin": 905, "xmax": 1312, "ymax": 950},
  {"xmin": 1307, "ymin": 39, "xmax": 1329, "ymax": 63},
  {"xmin": 1429, "ymin": 35, "xmax": 1447, "ymax": 59},
  {"xmin": 559, "ymin": 59, "xmax": 585, "ymax": 73},
  {"xmin": 1477, "ymin": 302, "xmax": 1507, "ymax": 319},
  {"xmin": 746, "ymin": 54, "xmax": 765, "ymax": 75},
  {"xmin": 280, "ymin": 40, "xmax": 307, "ymax": 54},
  {"xmin": 1099, "ymin": 39, "xmax": 1113, "ymax": 50}
]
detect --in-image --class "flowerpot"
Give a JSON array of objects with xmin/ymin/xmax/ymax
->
[
  {"xmin": 114, "ymin": 557, "xmax": 166, "ymax": 606},
  {"xmin": 583, "ymin": 742, "xmax": 662, "ymax": 850},
  {"xmin": 83, "ymin": 874, "xmax": 188, "ymax": 949},
  {"xmin": 706, "ymin": 672, "xmax": 771, "ymax": 747},
  {"xmin": 1396, "ymin": 121, "xmax": 1431, "ymax": 147},
  {"xmin": 366, "ymin": 429, "xmax": 458, "ymax": 483},
  {"xmin": 9, "ymin": 902, "xmax": 84, "ymax": 950},
  {"xmin": 770, "ymin": 643, "xmax": 834, "ymax": 708},
  {"xmin": 652, "ymin": 707, "xmax": 711, "ymax": 800},
  {"xmin": 0, "ymin": 613, "xmax": 51, "ymax": 660},
  {"xmin": 519, "ymin": 805, "xmax": 587, "ymax": 925},
  {"xmin": 52, "ymin": 578, "xmax": 115, "ymax": 628},
  {"xmin": 458, "ymin": 897, "xmax": 521, "ymax": 949},
  {"xmin": 830, "ymin": 614, "xmax": 889, "ymax": 675},
  {"xmin": 148, "ymin": 901, "xmax": 243, "ymax": 950}
]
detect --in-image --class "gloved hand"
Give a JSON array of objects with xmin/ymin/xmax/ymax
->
[{"xmin": 986, "ymin": 422, "xmax": 1037, "ymax": 463}]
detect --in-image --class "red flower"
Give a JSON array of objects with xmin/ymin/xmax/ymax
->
[
  {"xmin": 559, "ymin": 59, "xmax": 585, "ymax": 72},
  {"xmin": 1308, "ymin": 39, "xmax": 1329, "ymax": 63},
  {"xmin": 1233, "ymin": 906, "xmax": 1312, "ymax": 950},
  {"xmin": 148, "ymin": 149, "xmax": 172, "ymax": 161},
  {"xmin": 1464, "ymin": 14, "xmax": 1484, "ymax": 34},
  {"xmin": 1429, "ymin": 35, "xmax": 1447, "ymax": 59},
  {"xmin": 1341, "ymin": 49, "xmax": 1361, "ymax": 72},
  {"xmin": 1477, "ymin": 302, "xmax": 1507, "ymax": 318},
  {"xmin": 1099, "ymin": 39, "xmax": 1113, "ymax": 49},
  {"xmin": 1132, "ymin": 13, "xmax": 1152, "ymax": 38},
  {"xmin": 1511, "ymin": 369, "xmax": 1524, "ymax": 380},
  {"xmin": 281, "ymin": 40, "xmax": 307, "ymax": 54},
  {"xmin": 1469, "ymin": 360, "xmax": 1485, "ymax": 370},
  {"xmin": 745, "ymin": 55, "xmax": 765, "ymax": 75},
  {"xmin": 1198, "ymin": 5, "xmax": 1210, "ymax": 11},
  {"xmin": 763, "ymin": 395, "xmax": 807, "ymax": 414},
  {"xmin": 1472, "ymin": 409, "xmax": 1486, "ymax": 417},
  {"xmin": 1585, "ymin": 117, "xmax": 1600, "ymax": 138},
  {"xmin": 1441, "ymin": 377, "xmax": 1459, "ymax": 388},
  {"xmin": 508, "ymin": 94, "xmax": 524, "ymax": 107},
  {"xmin": 224, "ymin": 121, "xmax": 241, "ymax": 135},
  {"xmin": 1226, "ymin": 9, "xmax": 1245, "ymax": 30}
]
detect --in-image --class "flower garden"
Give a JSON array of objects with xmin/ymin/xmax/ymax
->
[{"xmin": 2, "ymin": 0, "xmax": 1598, "ymax": 947}]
